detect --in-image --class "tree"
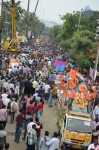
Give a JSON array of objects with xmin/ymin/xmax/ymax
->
[
  {"xmin": 65, "ymin": 30, "xmax": 97, "ymax": 72},
  {"xmin": 3, "ymin": 0, "xmax": 45, "ymax": 37},
  {"xmin": 19, "ymin": 11, "xmax": 45, "ymax": 37},
  {"xmin": 49, "ymin": 11, "xmax": 99, "ymax": 72}
]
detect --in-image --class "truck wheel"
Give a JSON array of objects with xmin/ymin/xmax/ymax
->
[{"xmin": 61, "ymin": 142, "xmax": 68, "ymax": 150}]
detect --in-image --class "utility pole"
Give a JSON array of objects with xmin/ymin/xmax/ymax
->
[
  {"xmin": 94, "ymin": 19, "xmax": 99, "ymax": 80},
  {"xmin": 33, "ymin": 0, "xmax": 39, "ymax": 37},
  {"xmin": 34, "ymin": 0, "xmax": 40, "ymax": 14},
  {"xmin": 27, "ymin": 0, "xmax": 30, "ymax": 13},
  {"xmin": 26, "ymin": 0, "xmax": 30, "ymax": 38},
  {"xmin": 0, "ymin": 0, "xmax": 4, "ymax": 49}
]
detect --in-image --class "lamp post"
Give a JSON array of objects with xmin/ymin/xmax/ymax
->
[
  {"xmin": 0, "ymin": 0, "xmax": 4, "ymax": 49},
  {"xmin": 94, "ymin": 19, "xmax": 99, "ymax": 80},
  {"xmin": 27, "ymin": 0, "xmax": 30, "ymax": 13},
  {"xmin": 34, "ymin": 0, "xmax": 40, "ymax": 14},
  {"xmin": 26, "ymin": 0, "xmax": 30, "ymax": 38}
]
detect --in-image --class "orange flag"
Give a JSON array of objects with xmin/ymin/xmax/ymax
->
[
  {"xmin": 68, "ymin": 80, "xmax": 77, "ymax": 89},
  {"xmin": 70, "ymin": 69, "xmax": 79, "ymax": 83}
]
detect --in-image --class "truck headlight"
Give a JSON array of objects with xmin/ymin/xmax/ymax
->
[
  {"xmin": 66, "ymin": 138, "xmax": 71, "ymax": 142},
  {"xmin": 84, "ymin": 141, "xmax": 90, "ymax": 145}
]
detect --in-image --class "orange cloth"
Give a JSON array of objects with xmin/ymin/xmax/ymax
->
[
  {"xmin": 37, "ymin": 102, "xmax": 43, "ymax": 111},
  {"xmin": 69, "ymin": 69, "xmax": 79, "ymax": 83},
  {"xmin": 10, "ymin": 58, "xmax": 15, "ymax": 63},
  {"xmin": 63, "ymin": 90, "xmax": 67, "ymax": 95},
  {"xmin": 68, "ymin": 90, "xmax": 75, "ymax": 98},
  {"xmin": 68, "ymin": 80, "xmax": 77, "ymax": 89}
]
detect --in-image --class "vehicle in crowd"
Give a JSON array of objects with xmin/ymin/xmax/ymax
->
[
  {"xmin": 61, "ymin": 111, "xmax": 92, "ymax": 150},
  {"xmin": 2, "ymin": 0, "xmax": 20, "ymax": 52}
]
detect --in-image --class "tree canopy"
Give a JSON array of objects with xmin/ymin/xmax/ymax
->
[
  {"xmin": 49, "ymin": 11, "xmax": 99, "ymax": 72},
  {"xmin": 2, "ymin": 0, "xmax": 45, "ymax": 37}
]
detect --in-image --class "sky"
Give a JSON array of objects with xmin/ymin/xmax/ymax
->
[{"xmin": 1, "ymin": 0, "xmax": 99, "ymax": 23}]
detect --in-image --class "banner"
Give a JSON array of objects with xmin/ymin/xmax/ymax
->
[
  {"xmin": 55, "ymin": 66, "xmax": 65, "ymax": 72},
  {"xmin": 53, "ymin": 60, "xmax": 66, "ymax": 67},
  {"xmin": 9, "ymin": 58, "xmax": 19, "ymax": 68},
  {"xmin": 89, "ymin": 67, "xmax": 94, "ymax": 80}
]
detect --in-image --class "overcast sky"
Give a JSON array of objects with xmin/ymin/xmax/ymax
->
[{"xmin": 3, "ymin": 0, "xmax": 99, "ymax": 23}]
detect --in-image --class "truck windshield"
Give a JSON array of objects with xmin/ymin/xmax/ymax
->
[{"xmin": 67, "ymin": 118, "xmax": 92, "ymax": 133}]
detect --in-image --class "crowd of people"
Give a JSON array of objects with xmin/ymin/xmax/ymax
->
[
  {"xmin": 0, "ymin": 39, "xmax": 64, "ymax": 150},
  {"xmin": 0, "ymin": 37, "xmax": 99, "ymax": 150}
]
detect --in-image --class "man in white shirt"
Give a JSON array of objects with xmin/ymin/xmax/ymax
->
[
  {"xmin": 14, "ymin": 83, "xmax": 19, "ymax": 100},
  {"xmin": 46, "ymin": 132, "xmax": 59, "ymax": 150},
  {"xmin": 88, "ymin": 137, "xmax": 99, "ymax": 150},
  {"xmin": 3, "ymin": 95, "xmax": 10, "ymax": 109},
  {"xmin": 40, "ymin": 131, "xmax": 51, "ymax": 150},
  {"xmin": 33, "ymin": 91, "xmax": 38, "ymax": 99},
  {"xmin": 45, "ymin": 83, "xmax": 50, "ymax": 101},
  {"xmin": 29, "ymin": 59, "xmax": 33, "ymax": 65},
  {"xmin": 8, "ymin": 82, "xmax": 14, "ymax": 91},
  {"xmin": 27, "ymin": 118, "xmax": 40, "ymax": 132},
  {"xmin": 1, "ymin": 92, "xmax": 8, "ymax": 104},
  {"xmin": 94, "ymin": 104, "xmax": 99, "ymax": 119},
  {"xmin": 48, "ymin": 59, "xmax": 51, "ymax": 67},
  {"xmin": 12, "ymin": 66, "xmax": 17, "ymax": 74},
  {"xmin": 2, "ymin": 80, "xmax": 9, "ymax": 90},
  {"xmin": 0, "ymin": 124, "xmax": 7, "ymax": 149}
]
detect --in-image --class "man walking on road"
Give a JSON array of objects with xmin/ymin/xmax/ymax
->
[
  {"xmin": 46, "ymin": 132, "xmax": 59, "ymax": 150},
  {"xmin": 0, "ymin": 105, "xmax": 7, "ymax": 130},
  {"xmin": 87, "ymin": 136, "xmax": 99, "ymax": 150},
  {"xmin": 35, "ymin": 117, "xmax": 43, "ymax": 150},
  {"xmin": 14, "ymin": 109, "xmax": 24, "ymax": 143},
  {"xmin": 10, "ymin": 98, "xmax": 18, "ymax": 124},
  {"xmin": 27, "ymin": 124, "xmax": 37, "ymax": 150},
  {"xmin": 40, "ymin": 131, "xmax": 51, "ymax": 150},
  {"xmin": 0, "ymin": 124, "xmax": 7, "ymax": 150}
]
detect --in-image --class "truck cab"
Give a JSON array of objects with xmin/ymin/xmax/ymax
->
[{"xmin": 61, "ymin": 111, "xmax": 92, "ymax": 149}]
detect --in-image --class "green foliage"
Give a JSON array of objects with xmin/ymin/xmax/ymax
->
[
  {"xmin": 56, "ymin": 110, "xmax": 64, "ymax": 131},
  {"xmin": 49, "ymin": 11, "xmax": 99, "ymax": 72},
  {"xmin": 3, "ymin": 1, "xmax": 45, "ymax": 37},
  {"xmin": 66, "ymin": 30, "xmax": 96, "ymax": 70}
]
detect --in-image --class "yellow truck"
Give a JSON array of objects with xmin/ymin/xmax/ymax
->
[{"xmin": 61, "ymin": 111, "xmax": 92, "ymax": 150}]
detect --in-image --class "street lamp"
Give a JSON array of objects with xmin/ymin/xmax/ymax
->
[{"xmin": 94, "ymin": 19, "xmax": 99, "ymax": 80}]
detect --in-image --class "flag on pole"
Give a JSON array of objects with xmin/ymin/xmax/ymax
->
[
  {"xmin": 81, "ymin": 5, "xmax": 93, "ymax": 18},
  {"xmin": 89, "ymin": 67, "xmax": 94, "ymax": 80},
  {"xmin": 76, "ymin": 71, "xmax": 84, "ymax": 82},
  {"xmin": 69, "ymin": 69, "xmax": 84, "ymax": 82},
  {"xmin": 94, "ymin": 69, "xmax": 97, "ymax": 81}
]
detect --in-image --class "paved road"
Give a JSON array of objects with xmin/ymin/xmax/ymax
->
[{"xmin": 5, "ymin": 101, "xmax": 58, "ymax": 150}]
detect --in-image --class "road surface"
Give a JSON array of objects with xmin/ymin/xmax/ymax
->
[{"xmin": 5, "ymin": 100, "xmax": 58, "ymax": 150}]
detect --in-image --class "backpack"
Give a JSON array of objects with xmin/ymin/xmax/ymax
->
[
  {"xmin": 12, "ymin": 102, "xmax": 17, "ymax": 112},
  {"xmin": 7, "ymin": 101, "xmax": 11, "ymax": 110}
]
